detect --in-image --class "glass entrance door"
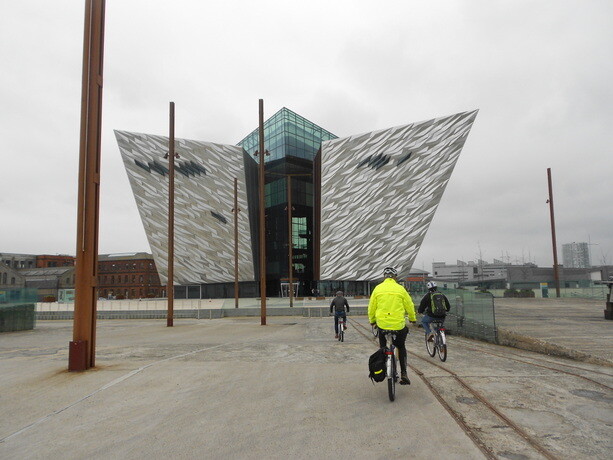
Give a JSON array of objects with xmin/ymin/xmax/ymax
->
[{"xmin": 280, "ymin": 282, "xmax": 299, "ymax": 297}]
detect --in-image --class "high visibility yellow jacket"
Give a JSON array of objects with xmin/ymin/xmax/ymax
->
[{"xmin": 368, "ymin": 278, "xmax": 416, "ymax": 330}]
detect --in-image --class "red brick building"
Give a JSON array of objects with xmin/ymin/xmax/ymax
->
[
  {"xmin": 98, "ymin": 253, "xmax": 165, "ymax": 299},
  {"xmin": 36, "ymin": 254, "xmax": 75, "ymax": 268}
]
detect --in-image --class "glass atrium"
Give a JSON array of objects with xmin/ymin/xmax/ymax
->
[{"xmin": 238, "ymin": 108, "xmax": 337, "ymax": 296}]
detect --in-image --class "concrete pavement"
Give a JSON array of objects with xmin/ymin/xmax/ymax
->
[{"xmin": 1, "ymin": 319, "xmax": 486, "ymax": 459}]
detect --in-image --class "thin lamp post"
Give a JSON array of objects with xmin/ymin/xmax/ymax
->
[
  {"xmin": 70, "ymin": 0, "xmax": 105, "ymax": 371},
  {"xmin": 233, "ymin": 177, "xmax": 239, "ymax": 308},
  {"xmin": 546, "ymin": 168, "xmax": 561, "ymax": 297},
  {"xmin": 256, "ymin": 99, "xmax": 268, "ymax": 325},
  {"xmin": 165, "ymin": 102, "xmax": 179, "ymax": 325}
]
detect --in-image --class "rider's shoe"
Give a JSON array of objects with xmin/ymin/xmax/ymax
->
[
  {"xmin": 343, "ymin": 326, "xmax": 347, "ymax": 330},
  {"xmin": 335, "ymin": 334, "xmax": 338, "ymax": 338},
  {"xmin": 426, "ymin": 333, "xmax": 435, "ymax": 342},
  {"xmin": 400, "ymin": 373, "xmax": 411, "ymax": 385}
]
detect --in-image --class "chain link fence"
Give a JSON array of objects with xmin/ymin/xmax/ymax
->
[{"xmin": 413, "ymin": 288, "xmax": 498, "ymax": 343}]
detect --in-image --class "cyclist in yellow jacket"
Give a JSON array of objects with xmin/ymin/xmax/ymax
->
[{"xmin": 368, "ymin": 266, "xmax": 416, "ymax": 385}]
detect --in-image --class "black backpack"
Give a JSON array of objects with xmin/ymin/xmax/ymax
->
[
  {"xmin": 368, "ymin": 348, "xmax": 386, "ymax": 383},
  {"xmin": 430, "ymin": 292, "xmax": 447, "ymax": 317}
]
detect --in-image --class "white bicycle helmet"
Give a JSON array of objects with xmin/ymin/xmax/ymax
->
[
  {"xmin": 426, "ymin": 281, "xmax": 437, "ymax": 290},
  {"xmin": 383, "ymin": 267, "xmax": 398, "ymax": 278}
]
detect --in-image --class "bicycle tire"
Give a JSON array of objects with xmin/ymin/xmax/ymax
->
[
  {"xmin": 387, "ymin": 356, "xmax": 396, "ymax": 402},
  {"xmin": 426, "ymin": 334, "xmax": 436, "ymax": 357},
  {"xmin": 438, "ymin": 344, "xmax": 447, "ymax": 362},
  {"xmin": 339, "ymin": 328, "xmax": 344, "ymax": 342}
]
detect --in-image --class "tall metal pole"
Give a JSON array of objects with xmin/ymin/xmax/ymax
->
[
  {"xmin": 287, "ymin": 175, "xmax": 293, "ymax": 308},
  {"xmin": 258, "ymin": 99, "xmax": 267, "ymax": 325},
  {"xmin": 167, "ymin": 102, "xmax": 175, "ymax": 326},
  {"xmin": 547, "ymin": 168, "xmax": 561, "ymax": 297},
  {"xmin": 70, "ymin": 0, "xmax": 105, "ymax": 371},
  {"xmin": 234, "ymin": 177, "xmax": 239, "ymax": 308}
]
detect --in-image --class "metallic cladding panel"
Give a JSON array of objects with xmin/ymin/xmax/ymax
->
[
  {"xmin": 319, "ymin": 110, "xmax": 478, "ymax": 281},
  {"xmin": 115, "ymin": 130, "xmax": 255, "ymax": 284}
]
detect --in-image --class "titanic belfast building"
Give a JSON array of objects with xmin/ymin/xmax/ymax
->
[{"xmin": 115, "ymin": 107, "xmax": 478, "ymax": 298}]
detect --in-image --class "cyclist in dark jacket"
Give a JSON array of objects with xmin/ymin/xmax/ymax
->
[
  {"xmin": 330, "ymin": 291, "xmax": 350, "ymax": 338},
  {"xmin": 418, "ymin": 281, "xmax": 451, "ymax": 337}
]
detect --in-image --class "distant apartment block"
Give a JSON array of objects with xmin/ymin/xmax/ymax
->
[
  {"xmin": 432, "ymin": 259, "xmax": 597, "ymax": 290},
  {"xmin": 562, "ymin": 242, "xmax": 590, "ymax": 268},
  {"xmin": 432, "ymin": 260, "xmax": 510, "ymax": 283}
]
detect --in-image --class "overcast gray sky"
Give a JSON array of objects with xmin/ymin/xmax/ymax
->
[{"xmin": 1, "ymin": 0, "xmax": 611, "ymax": 272}]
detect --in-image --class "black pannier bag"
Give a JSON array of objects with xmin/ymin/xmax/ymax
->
[{"xmin": 368, "ymin": 348, "xmax": 386, "ymax": 383}]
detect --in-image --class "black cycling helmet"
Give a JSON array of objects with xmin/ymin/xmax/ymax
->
[
  {"xmin": 383, "ymin": 267, "xmax": 397, "ymax": 278},
  {"xmin": 427, "ymin": 281, "xmax": 437, "ymax": 291},
  {"xmin": 336, "ymin": 291, "xmax": 343, "ymax": 296}
]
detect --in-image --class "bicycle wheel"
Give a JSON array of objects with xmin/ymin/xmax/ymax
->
[
  {"xmin": 437, "ymin": 344, "xmax": 447, "ymax": 362},
  {"xmin": 387, "ymin": 356, "xmax": 396, "ymax": 402},
  {"xmin": 426, "ymin": 333, "xmax": 436, "ymax": 357},
  {"xmin": 339, "ymin": 327, "xmax": 344, "ymax": 342}
]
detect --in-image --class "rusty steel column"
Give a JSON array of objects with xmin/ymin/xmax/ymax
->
[
  {"xmin": 287, "ymin": 175, "xmax": 293, "ymax": 308},
  {"xmin": 70, "ymin": 0, "xmax": 106, "ymax": 371},
  {"xmin": 234, "ymin": 177, "xmax": 239, "ymax": 308},
  {"xmin": 167, "ymin": 102, "xmax": 176, "ymax": 326},
  {"xmin": 547, "ymin": 168, "xmax": 561, "ymax": 297},
  {"xmin": 258, "ymin": 99, "xmax": 267, "ymax": 325}
]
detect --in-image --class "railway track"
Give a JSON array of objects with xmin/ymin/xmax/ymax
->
[
  {"xmin": 454, "ymin": 339, "xmax": 612, "ymax": 391},
  {"xmin": 348, "ymin": 317, "xmax": 570, "ymax": 460}
]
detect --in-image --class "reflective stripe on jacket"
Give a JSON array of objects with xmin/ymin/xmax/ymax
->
[{"xmin": 368, "ymin": 278, "xmax": 416, "ymax": 330}]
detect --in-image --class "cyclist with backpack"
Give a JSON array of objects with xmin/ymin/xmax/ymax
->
[
  {"xmin": 418, "ymin": 281, "xmax": 451, "ymax": 337},
  {"xmin": 330, "ymin": 291, "xmax": 350, "ymax": 338},
  {"xmin": 368, "ymin": 267, "xmax": 416, "ymax": 385}
]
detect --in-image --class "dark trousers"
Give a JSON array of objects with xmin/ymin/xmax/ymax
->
[
  {"xmin": 378, "ymin": 326, "xmax": 408, "ymax": 376},
  {"xmin": 333, "ymin": 311, "xmax": 347, "ymax": 334}
]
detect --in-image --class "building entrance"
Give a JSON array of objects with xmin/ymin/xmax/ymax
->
[{"xmin": 280, "ymin": 282, "xmax": 299, "ymax": 298}]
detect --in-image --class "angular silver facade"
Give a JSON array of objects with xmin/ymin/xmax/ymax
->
[
  {"xmin": 115, "ymin": 131, "xmax": 255, "ymax": 285},
  {"xmin": 319, "ymin": 110, "xmax": 478, "ymax": 281}
]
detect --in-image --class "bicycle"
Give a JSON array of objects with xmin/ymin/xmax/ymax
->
[
  {"xmin": 380, "ymin": 330, "xmax": 399, "ymax": 401},
  {"xmin": 338, "ymin": 316, "xmax": 346, "ymax": 342},
  {"xmin": 425, "ymin": 320, "xmax": 447, "ymax": 362},
  {"xmin": 331, "ymin": 311, "xmax": 347, "ymax": 341}
]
